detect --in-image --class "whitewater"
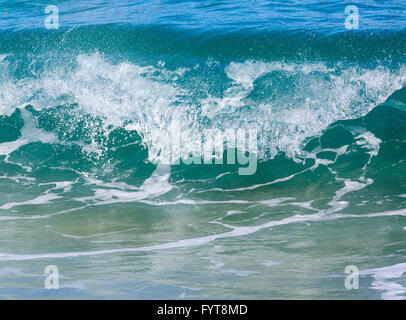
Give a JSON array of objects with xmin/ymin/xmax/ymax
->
[{"xmin": 0, "ymin": 0, "xmax": 405, "ymax": 299}]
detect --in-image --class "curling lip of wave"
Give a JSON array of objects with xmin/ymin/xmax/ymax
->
[{"xmin": 0, "ymin": 52, "xmax": 405, "ymax": 162}]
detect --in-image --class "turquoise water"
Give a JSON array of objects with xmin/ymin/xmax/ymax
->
[{"xmin": 0, "ymin": 0, "xmax": 406, "ymax": 299}]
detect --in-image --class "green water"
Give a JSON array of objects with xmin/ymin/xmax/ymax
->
[{"xmin": 1, "ymin": 0, "xmax": 406, "ymax": 299}]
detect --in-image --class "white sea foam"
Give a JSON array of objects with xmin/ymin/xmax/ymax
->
[
  {"xmin": 356, "ymin": 131, "xmax": 382, "ymax": 157},
  {"xmin": 259, "ymin": 197, "xmax": 295, "ymax": 207},
  {"xmin": 0, "ymin": 193, "xmax": 60, "ymax": 210},
  {"xmin": 0, "ymin": 54, "xmax": 405, "ymax": 162},
  {"xmin": 0, "ymin": 139, "xmax": 29, "ymax": 156},
  {"xmin": 0, "ymin": 179, "xmax": 73, "ymax": 211},
  {"xmin": 0, "ymin": 54, "xmax": 9, "ymax": 63},
  {"xmin": 361, "ymin": 262, "xmax": 406, "ymax": 300},
  {"xmin": 0, "ymin": 108, "xmax": 57, "ymax": 159},
  {"xmin": 74, "ymin": 164, "xmax": 173, "ymax": 205},
  {"xmin": 226, "ymin": 210, "xmax": 245, "ymax": 216}
]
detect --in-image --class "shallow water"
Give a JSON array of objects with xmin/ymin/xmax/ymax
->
[{"xmin": 0, "ymin": 0, "xmax": 406, "ymax": 299}]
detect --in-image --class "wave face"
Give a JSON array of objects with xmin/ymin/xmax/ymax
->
[{"xmin": 0, "ymin": 0, "xmax": 406, "ymax": 299}]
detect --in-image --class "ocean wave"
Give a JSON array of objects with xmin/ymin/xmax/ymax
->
[{"xmin": 0, "ymin": 48, "xmax": 405, "ymax": 164}]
